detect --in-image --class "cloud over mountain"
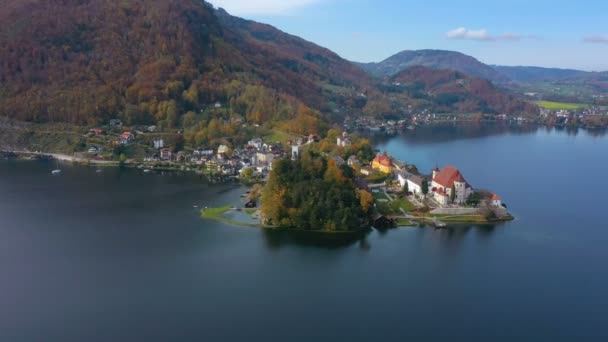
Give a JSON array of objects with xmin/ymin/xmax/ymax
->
[
  {"xmin": 584, "ymin": 35, "xmax": 608, "ymax": 44},
  {"xmin": 446, "ymin": 27, "xmax": 536, "ymax": 42}
]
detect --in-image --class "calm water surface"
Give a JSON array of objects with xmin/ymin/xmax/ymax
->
[{"xmin": 1, "ymin": 124, "xmax": 607, "ymax": 341}]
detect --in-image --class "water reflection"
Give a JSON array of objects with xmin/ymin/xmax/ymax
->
[
  {"xmin": 370, "ymin": 122, "xmax": 607, "ymax": 146},
  {"xmin": 260, "ymin": 223, "xmax": 503, "ymax": 252},
  {"xmin": 261, "ymin": 229, "xmax": 366, "ymax": 250}
]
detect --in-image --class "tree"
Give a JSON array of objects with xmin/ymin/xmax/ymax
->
[
  {"xmin": 402, "ymin": 180, "xmax": 409, "ymax": 196},
  {"xmin": 119, "ymin": 153, "xmax": 127, "ymax": 166},
  {"xmin": 450, "ymin": 184, "xmax": 456, "ymax": 203},
  {"xmin": 357, "ymin": 189, "xmax": 374, "ymax": 213},
  {"xmin": 422, "ymin": 179, "xmax": 429, "ymax": 196},
  {"xmin": 242, "ymin": 167, "xmax": 254, "ymax": 179}
]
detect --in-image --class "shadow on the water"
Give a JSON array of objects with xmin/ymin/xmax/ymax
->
[
  {"xmin": 262, "ymin": 229, "xmax": 370, "ymax": 250},
  {"xmin": 260, "ymin": 223, "xmax": 504, "ymax": 251}
]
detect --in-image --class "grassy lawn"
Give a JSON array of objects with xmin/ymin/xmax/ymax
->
[
  {"xmin": 262, "ymin": 129, "xmax": 300, "ymax": 144},
  {"xmin": 373, "ymin": 192, "xmax": 389, "ymax": 201},
  {"xmin": 535, "ymin": 101, "xmax": 589, "ymax": 110},
  {"xmin": 365, "ymin": 172, "xmax": 389, "ymax": 184},
  {"xmin": 201, "ymin": 206, "xmax": 261, "ymax": 227},
  {"xmin": 201, "ymin": 206, "xmax": 232, "ymax": 220},
  {"xmin": 244, "ymin": 208, "xmax": 257, "ymax": 215},
  {"xmin": 393, "ymin": 198, "xmax": 416, "ymax": 212},
  {"xmin": 396, "ymin": 218, "xmax": 415, "ymax": 227}
]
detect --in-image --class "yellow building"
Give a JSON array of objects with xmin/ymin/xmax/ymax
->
[{"xmin": 372, "ymin": 155, "xmax": 392, "ymax": 174}]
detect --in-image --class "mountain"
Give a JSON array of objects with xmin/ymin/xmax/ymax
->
[
  {"xmin": 0, "ymin": 0, "xmax": 538, "ymax": 129},
  {"xmin": 0, "ymin": 0, "xmax": 372, "ymax": 126},
  {"xmin": 357, "ymin": 50, "xmax": 508, "ymax": 83},
  {"xmin": 388, "ymin": 66, "xmax": 538, "ymax": 115},
  {"xmin": 492, "ymin": 66, "xmax": 589, "ymax": 83}
]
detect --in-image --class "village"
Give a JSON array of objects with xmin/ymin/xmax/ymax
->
[{"xmin": 7, "ymin": 115, "xmax": 512, "ymax": 228}]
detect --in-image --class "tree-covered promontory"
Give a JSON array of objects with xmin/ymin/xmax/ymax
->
[{"xmin": 261, "ymin": 151, "xmax": 373, "ymax": 231}]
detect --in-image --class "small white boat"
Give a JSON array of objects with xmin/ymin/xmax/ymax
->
[
  {"xmin": 96, "ymin": 169, "xmax": 103, "ymax": 173},
  {"xmin": 51, "ymin": 169, "xmax": 62, "ymax": 175},
  {"xmin": 143, "ymin": 169, "xmax": 151, "ymax": 173}
]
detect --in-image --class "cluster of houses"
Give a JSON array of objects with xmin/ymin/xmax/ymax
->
[
  {"xmin": 141, "ymin": 137, "xmax": 288, "ymax": 176},
  {"xmin": 363, "ymin": 151, "xmax": 503, "ymax": 208}
]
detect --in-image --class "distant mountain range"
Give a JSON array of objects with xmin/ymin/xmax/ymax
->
[
  {"xmin": 356, "ymin": 49, "xmax": 603, "ymax": 84},
  {"xmin": 356, "ymin": 50, "xmax": 508, "ymax": 83}
]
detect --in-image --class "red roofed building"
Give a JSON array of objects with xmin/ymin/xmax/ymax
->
[
  {"xmin": 431, "ymin": 166, "xmax": 473, "ymax": 206},
  {"xmin": 491, "ymin": 193, "xmax": 502, "ymax": 207},
  {"xmin": 118, "ymin": 132, "xmax": 135, "ymax": 145},
  {"xmin": 372, "ymin": 155, "xmax": 393, "ymax": 174}
]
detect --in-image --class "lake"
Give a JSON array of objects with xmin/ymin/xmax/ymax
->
[{"xmin": 1, "ymin": 124, "xmax": 607, "ymax": 341}]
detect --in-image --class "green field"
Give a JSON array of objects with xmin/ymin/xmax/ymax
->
[{"xmin": 535, "ymin": 101, "xmax": 589, "ymax": 110}]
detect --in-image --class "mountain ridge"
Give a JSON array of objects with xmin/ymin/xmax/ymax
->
[{"xmin": 355, "ymin": 49, "xmax": 604, "ymax": 84}]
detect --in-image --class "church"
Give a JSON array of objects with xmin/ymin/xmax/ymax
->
[{"xmin": 431, "ymin": 166, "xmax": 473, "ymax": 206}]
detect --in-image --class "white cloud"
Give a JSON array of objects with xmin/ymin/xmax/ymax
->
[
  {"xmin": 446, "ymin": 27, "xmax": 537, "ymax": 42},
  {"xmin": 208, "ymin": 0, "xmax": 323, "ymax": 15},
  {"xmin": 446, "ymin": 27, "xmax": 492, "ymax": 41},
  {"xmin": 584, "ymin": 35, "xmax": 608, "ymax": 44}
]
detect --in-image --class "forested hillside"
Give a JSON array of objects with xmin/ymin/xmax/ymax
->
[
  {"xmin": 0, "ymin": 0, "xmax": 538, "ymax": 130},
  {"xmin": 389, "ymin": 66, "xmax": 539, "ymax": 114},
  {"xmin": 0, "ymin": 0, "xmax": 373, "ymax": 129}
]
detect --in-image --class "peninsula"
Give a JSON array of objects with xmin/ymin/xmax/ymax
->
[{"xmin": 201, "ymin": 130, "xmax": 513, "ymax": 231}]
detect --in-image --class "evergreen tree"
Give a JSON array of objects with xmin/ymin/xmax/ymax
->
[
  {"xmin": 450, "ymin": 184, "xmax": 456, "ymax": 203},
  {"xmin": 422, "ymin": 179, "xmax": 429, "ymax": 196}
]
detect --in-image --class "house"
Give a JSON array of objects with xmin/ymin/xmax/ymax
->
[
  {"xmin": 248, "ymin": 138, "xmax": 263, "ymax": 150},
  {"xmin": 307, "ymin": 134, "xmax": 319, "ymax": 144},
  {"xmin": 193, "ymin": 149, "xmax": 214, "ymax": 157},
  {"xmin": 109, "ymin": 119, "xmax": 123, "ymax": 127},
  {"xmin": 398, "ymin": 172, "xmax": 423, "ymax": 195},
  {"xmin": 373, "ymin": 214, "xmax": 395, "ymax": 229},
  {"xmin": 217, "ymin": 145, "xmax": 229, "ymax": 159},
  {"xmin": 360, "ymin": 166, "xmax": 373, "ymax": 176},
  {"xmin": 256, "ymin": 152, "xmax": 274, "ymax": 164},
  {"xmin": 372, "ymin": 155, "xmax": 392, "ymax": 174},
  {"xmin": 347, "ymin": 155, "xmax": 360, "ymax": 168},
  {"xmin": 144, "ymin": 154, "xmax": 160, "ymax": 162},
  {"xmin": 407, "ymin": 175, "xmax": 424, "ymax": 195},
  {"xmin": 431, "ymin": 166, "xmax": 473, "ymax": 206},
  {"xmin": 89, "ymin": 128, "xmax": 105, "ymax": 136},
  {"xmin": 118, "ymin": 132, "xmax": 135, "ymax": 145},
  {"xmin": 291, "ymin": 144, "xmax": 305, "ymax": 160},
  {"xmin": 214, "ymin": 102, "xmax": 222, "ymax": 108},
  {"xmin": 160, "ymin": 148, "xmax": 172, "ymax": 161},
  {"xmin": 491, "ymin": 194, "xmax": 502, "ymax": 207},
  {"xmin": 153, "ymin": 138, "xmax": 164, "ymax": 149},
  {"xmin": 88, "ymin": 146, "xmax": 100, "ymax": 154},
  {"xmin": 147, "ymin": 126, "xmax": 157, "ymax": 132},
  {"xmin": 332, "ymin": 156, "xmax": 345, "ymax": 166},
  {"xmin": 337, "ymin": 132, "xmax": 352, "ymax": 147}
]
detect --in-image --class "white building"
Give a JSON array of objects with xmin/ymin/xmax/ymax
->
[
  {"xmin": 491, "ymin": 194, "xmax": 502, "ymax": 207},
  {"xmin": 256, "ymin": 152, "xmax": 274, "ymax": 164},
  {"xmin": 292, "ymin": 144, "xmax": 305, "ymax": 160},
  {"xmin": 337, "ymin": 132, "xmax": 352, "ymax": 147},
  {"xmin": 398, "ymin": 172, "xmax": 423, "ymax": 195},
  {"xmin": 217, "ymin": 145, "xmax": 230, "ymax": 159},
  {"xmin": 248, "ymin": 138, "xmax": 263, "ymax": 150},
  {"xmin": 153, "ymin": 138, "xmax": 164, "ymax": 149},
  {"xmin": 431, "ymin": 166, "xmax": 474, "ymax": 206}
]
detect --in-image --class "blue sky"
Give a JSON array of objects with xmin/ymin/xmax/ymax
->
[{"xmin": 209, "ymin": 0, "xmax": 608, "ymax": 71}]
